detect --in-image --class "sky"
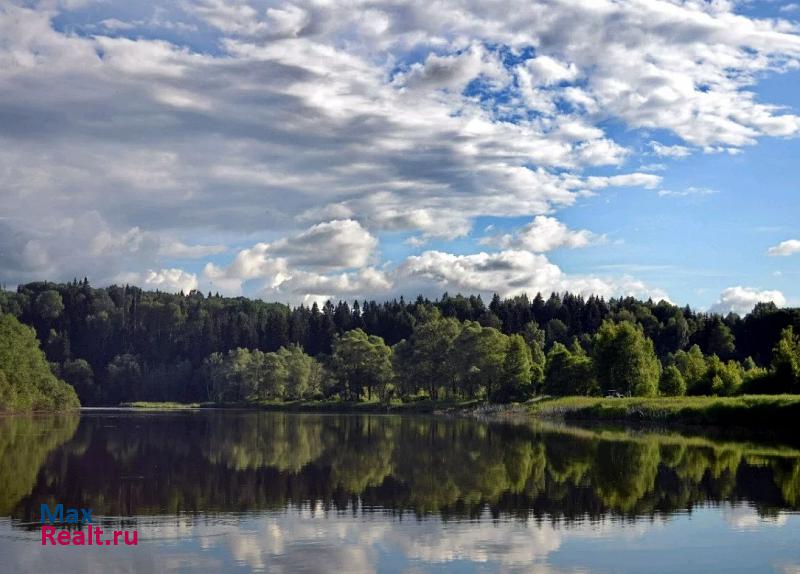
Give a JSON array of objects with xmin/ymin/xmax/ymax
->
[{"xmin": 0, "ymin": 0, "xmax": 799, "ymax": 314}]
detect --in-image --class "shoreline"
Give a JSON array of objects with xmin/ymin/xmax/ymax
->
[{"xmin": 110, "ymin": 394, "xmax": 800, "ymax": 429}]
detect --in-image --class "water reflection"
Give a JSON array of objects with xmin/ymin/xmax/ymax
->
[
  {"xmin": 0, "ymin": 414, "xmax": 78, "ymax": 515},
  {"xmin": 0, "ymin": 411, "xmax": 799, "ymax": 572}
]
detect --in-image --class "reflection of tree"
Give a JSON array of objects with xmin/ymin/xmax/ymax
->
[
  {"xmin": 326, "ymin": 417, "xmax": 394, "ymax": 493},
  {"xmin": 6, "ymin": 413, "xmax": 800, "ymax": 526},
  {"xmin": 203, "ymin": 413, "xmax": 325, "ymax": 473},
  {"xmin": 593, "ymin": 441, "xmax": 660, "ymax": 512},
  {"xmin": 770, "ymin": 458, "xmax": 800, "ymax": 506},
  {"xmin": 0, "ymin": 414, "xmax": 79, "ymax": 515},
  {"xmin": 389, "ymin": 419, "xmax": 534, "ymax": 513}
]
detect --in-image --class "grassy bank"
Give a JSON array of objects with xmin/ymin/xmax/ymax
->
[
  {"xmin": 528, "ymin": 395, "xmax": 800, "ymax": 428},
  {"xmin": 118, "ymin": 399, "xmax": 480, "ymax": 413},
  {"xmin": 118, "ymin": 401, "xmax": 203, "ymax": 409},
  {"xmin": 117, "ymin": 395, "xmax": 800, "ymax": 429},
  {"xmin": 255, "ymin": 398, "xmax": 481, "ymax": 413}
]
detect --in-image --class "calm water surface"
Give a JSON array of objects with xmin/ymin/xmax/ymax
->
[{"xmin": 0, "ymin": 411, "xmax": 798, "ymax": 573}]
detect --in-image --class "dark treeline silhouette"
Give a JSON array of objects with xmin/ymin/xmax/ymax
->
[
  {"xmin": 1, "ymin": 280, "xmax": 799, "ymax": 406},
  {"xmin": 3, "ymin": 413, "xmax": 799, "ymax": 524}
]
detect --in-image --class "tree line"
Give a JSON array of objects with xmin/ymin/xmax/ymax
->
[{"xmin": 0, "ymin": 280, "xmax": 799, "ymax": 406}]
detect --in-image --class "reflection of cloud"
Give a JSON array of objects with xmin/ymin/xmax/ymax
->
[
  {"xmin": 0, "ymin": 505, "xmax": 793, "ymax": 573},
  {"xmin": 723, "ymin": 504, "xmax": 789, "ymax": 531},
  {"xmin": 395, "ymin": 519, "xmax": 562, "ymax": 564}
]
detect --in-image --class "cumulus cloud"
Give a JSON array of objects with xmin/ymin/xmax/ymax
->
[
  {"xmin": 0, "ymin": 0, "xmax": 798, "ymax": 304},
  {"xmin": 198, "ymin": 230, "xmax": 667, "ymax": 304},
  {"xmin": 480, "ymin": 216, "xmax": 601, "ymax": 252},
  {"xmin": 395, "ymin": 44, "xmax": 507, "ymax": 92},
  {"xmin": 0, "ymin": 211, "xmax": 222, "ymax": 286},
  {"xmin": 203, "ymin": 243, "xmax": 290, "ymax": 295},
  {"xmin": 767, "ymin": 239, "xmax": 800, "ymax": 256},
  {"xmin": 117, "ymin": 268, "xmax": 199, "ymax": 293},
  {"xmin": 199, "ymin": 220, "xmax": 381, "ymax": 297},
  {"xmin": 649, "ymin": 141, "xmax": 692, "ymax": 158},
  {"xmin": 526, "ymin": 56, "xmax": 580, "ymax": 86},
  {"xmin": 710, "ymin": 286, "xmax": 787, "ymax": 315},
  {"xmin": 396, "ymin": 249, "xmax": 669, "ymax": 302},
  {"xmin": 269, "ymin": 220, "xmax": 378, "ymax": 270}
]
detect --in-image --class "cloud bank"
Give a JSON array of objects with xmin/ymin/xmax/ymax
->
[{"xmin": 0, "ymin": 0, "xmax": 798, "ymax": 306}]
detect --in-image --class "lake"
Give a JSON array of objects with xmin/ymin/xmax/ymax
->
[{"xmin": 0, "ymin": 411, "xmax": 798, "ymax": 573}]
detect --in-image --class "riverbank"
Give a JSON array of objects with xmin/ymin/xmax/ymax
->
[
  {"xmin": 527, "ymin": 395, "xmax": 800, "ymax": 428},
  {"xmin": 117, "ymin": 395, "xmax": 800, "ymax": 428},
  {"xmin": 118, "ymin": 399, "xmax": 481, "ymax": 413}
]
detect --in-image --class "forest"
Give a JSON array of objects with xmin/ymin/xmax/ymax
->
[{"xmin": 0, "ymin": 280, "xmax": 799, "ymax": 409}]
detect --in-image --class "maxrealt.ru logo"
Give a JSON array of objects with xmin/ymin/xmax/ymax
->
[{"xmin": 40, "ymin": 504, "xmax": 138, "ymax": 546}]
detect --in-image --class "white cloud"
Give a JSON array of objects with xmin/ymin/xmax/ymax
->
[
  {"xmin": 117, "ymin": 268, "xmax": 199, "ymax": 293},
  {"xmin": 657, "ymin": 186, "xmax": 719, "ymax": 197},
  {"xmin": 710, "ymin": 286, "xmax": 786, "ymax": 315},
  {"xmin": 0, "ymin": 0, "xmax": 798, "ymax": 305},
  {"xmin": 397, "ymin": 249, "xmax": 669, "ymax": 302},
  {"xmin": 99, "ymin": 18, "xmax": 139, "ymax": 31},
  {"xmin": 767, "ymin": 239, "xmax": 800, "ymax": 256},
  {"xmin": 158, "ymin": 240, "xmax": 226, "ymax": 259},
  {"xmin": 269, "ymin": 220, "xmax": 378, "ymax": 270},
  {"xmin": 203, "ymin": 243, "xmax": 289, "ymax": 295},
  {"xmin": 585, "ymin": 174, "xmax": 662, "ymax": 190},
  {"xmin": 395, "ymin": 44, "xmax": 507, "ymax": 92},
  {"xmin": 480, "ymin": 216, "xmax": 601, "ymax": 252},
  {"xmin": 649, "ymin": 141, "xmax": 692, "ymax": 158},
  {"xmin": 199, "ymin": 220, "xmax": 379, "ymax": 296},
  {"xmin": 197, "ymin": 228, "xmax": 667, "ymax": 304},
  {"xmin": 526, "ymin": 56, "xmax": 580, "ymax": 86},
  {"xmin": 639, "ymin": 163, "xmax": 667, "ymax": 172}
]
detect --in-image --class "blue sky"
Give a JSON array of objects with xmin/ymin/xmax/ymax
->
[{"xmin": 1, "ymin": 0, "xmax": 799, "ymax": 313}]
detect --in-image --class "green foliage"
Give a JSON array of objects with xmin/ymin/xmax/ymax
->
[
  {"xmin": 258, "ymin": 351, "xmax": 287, "ymax": 400},
  {"xmin": 59, "ymin": 359, "xmax": 95, "ymax": 402},
  {"xmin": 332, "ymin": 329, "xmax": 393, "ymax": 401},
  {"xmin": 593, "ymin": 321, "xmax": 660, "ymax": 396},
  {"xmin": 703, "ymin": 355, "xmax": 743, "ymax": 396},
  {"xmin": 530, "ymin": 394, "xmax": 800, "ymax": 429},
  {"xmin": 771, "ymin": 326, "xmax": 800, "ymax": 390},
  {"xmin": 673, "ymin": 344, "xmax": 708, "ymax": 394},
  {"xmin": 3, "ymin": 280, "xmax": 800, "ymax": 405},
  {"xmin": 493, "ymin": 334, "xmax": 533, "ymax": 403},
  {"xmin": 659, "ymin": 365, "xmax": 686, "ymax": 396},
  {"xmin": 706, "ymin": 319, "xmax": 736, "ymax": 359},
  {"xmin": 521, "ymin": 321, "xmax": 546, "ymax": 392},
  {"xmin": 450, "ymin": 321, "xmax": 492, "ymax": 398},
  {"xmin": 545, "ymin": 318, "xmax": 568, "ymax": 347},
  {"xmin": 544, "ymin": 342, "xmax": 598, "ymax": 396},
  {"xmin": 0, "ymin": 314, "xmax": 79, "ymax": 411},
  {"xmin": 105, "ymin": 354, "xmax": 143, "ymax": 404},
  {"xmin": 407, "ymin": 317, "xmax": 462, "ymax": 399},
  {"xmin": 199, "ymin": 346, "xmax": 327, "ymax": 403},
  {"xmin": 34, "ymin": 290, "xmax": 64, "ymax": 320}
]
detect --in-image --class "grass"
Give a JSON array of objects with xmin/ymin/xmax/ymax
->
[
  {"xmin": 527, "ymin": 394, "xmax": 800, "ymax": 428},
  {"xmin": 117, "ymin": 395, "xmax": 800, "ymax": 429},
  {"xmin": 118, "ymin": 398, "xmax": 480, "ymax": 413},
  {"xmin": 252, "ymin": 398, "xmax": 481, "ymax": 413},
  {"xmin": 118, "ymin": 401, "xmax": 203, "ymax": 409}
]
